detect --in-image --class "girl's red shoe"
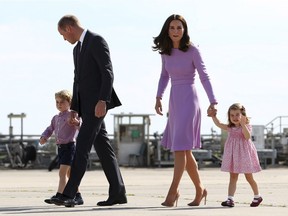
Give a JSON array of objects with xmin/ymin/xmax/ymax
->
[{"xmin": 250, "ymin": 197, "xmax": 263, "ymax": 207}]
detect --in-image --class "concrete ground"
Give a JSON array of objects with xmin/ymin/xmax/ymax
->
[{"xmin": 0, "ymin": 166, "xmax": 287, "ymax": 216}]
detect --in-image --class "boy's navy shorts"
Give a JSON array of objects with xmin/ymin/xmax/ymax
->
[{"xmin": 57, "ymin": 142, "xmax": 76, "ymax": 166}]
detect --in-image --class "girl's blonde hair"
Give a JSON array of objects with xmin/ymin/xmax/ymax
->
[
  {"xmin": 55, "ymin": 90, "xmax": 72, "ymax": 104},
  {"xmin": 227, "ymin": 103, "xmax": 249, "ymax": 127}
]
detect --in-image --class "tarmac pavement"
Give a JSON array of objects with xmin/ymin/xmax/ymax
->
[{"xmin": 0, "ymin": 166, "xmax": 287, "ymax": 216}]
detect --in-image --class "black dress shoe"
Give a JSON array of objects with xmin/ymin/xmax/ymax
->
[
  {"xmin": 74, "ymin": 193, "xmax": 84, "ymax": 205},
  {"xmin": 45, "ymin": 192, "xmax": 61, "ymax": 204},
  {"xmin": 97, "ymin": 194, "xmax": 127, "ymax": 206},
  {"xmin": 64, "ymin": 199, "xmax": 77, "ymax": 208},
  {"xmin": 53, "ymin": 194, "xmax": 75, "ymax": 207},
  {"xmin": 44, "ymin": 195, "xmax": 56, "ymax": 204}
]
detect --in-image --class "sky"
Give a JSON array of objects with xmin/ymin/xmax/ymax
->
[{"xmin": 1, "ymin": 0, "xmax": 288, "ymax": 138}]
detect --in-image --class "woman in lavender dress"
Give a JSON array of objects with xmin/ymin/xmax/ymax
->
[{"xmin": 153, "ymin": 14, "xmax": 218, "ymax": 207}]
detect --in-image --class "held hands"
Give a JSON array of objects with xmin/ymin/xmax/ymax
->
[
  {"xmin": 155, "ymin": 97, "xmax": 163, "ymax": 116},
  {"xmin": 207, "ymin": 104, "xmax": 217, "ymax": 117},
  {"xmin": 68, "ymin": 111, "xmax": 80, "ymax": 126}
]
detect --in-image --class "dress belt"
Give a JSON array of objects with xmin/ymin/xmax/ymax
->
[{"xmin": 171, "ymin": 79, "xmax": 194, "ymax": 85}]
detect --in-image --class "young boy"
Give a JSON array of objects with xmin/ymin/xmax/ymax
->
[{"xmin": 40, "ymin": 90, "xmax": 83, "ymax": 206}]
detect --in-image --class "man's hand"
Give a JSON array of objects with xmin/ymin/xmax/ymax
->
[{"xmin": 95, "ymin": 100, "xmax": 107, "ymax": 117}]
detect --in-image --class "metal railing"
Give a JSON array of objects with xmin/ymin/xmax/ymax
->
[{"xmin": 265, "ymin": 116, "xmax": 288, "ymax": 135}]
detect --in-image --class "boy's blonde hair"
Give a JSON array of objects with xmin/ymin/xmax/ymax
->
[{"xmin": 55, "ymin": 90, "xmax": 72, "ymax": 104}]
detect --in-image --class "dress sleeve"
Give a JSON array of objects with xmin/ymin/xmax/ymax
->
[
  {"xmin": 192, "ymin": 46, "xmax": 217, "ymax": 104},
  {"xmin": 156, "ymin": 55, "xmax": 170, "ymax": 98}
]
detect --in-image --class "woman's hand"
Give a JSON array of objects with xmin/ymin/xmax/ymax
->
[{"xmin": 155, "ymin": 97, "xmax": 163, "ymax": 116}]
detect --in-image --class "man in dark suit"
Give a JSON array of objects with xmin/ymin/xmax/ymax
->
[{"xmin": 54, "ymin": 15, "xmax": 127, "ymax": 207}]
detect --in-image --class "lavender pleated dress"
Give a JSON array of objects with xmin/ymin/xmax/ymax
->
[{"xmin": 156, "ymin": 45, "xmax": 217, "ymax": 152}]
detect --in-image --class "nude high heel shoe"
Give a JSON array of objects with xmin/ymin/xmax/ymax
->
[
  {"xmin": 161, "ymin": 191, "xmax": 180, "ymax": 207},
  {"xmin": 187, "ymin": 188, "xmax": 207, "ymax": 206}
]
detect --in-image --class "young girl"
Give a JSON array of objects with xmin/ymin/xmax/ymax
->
[
  {"xmin": 208, "ymin": 103, "xmax": 263, "ymax": 207},
  {"xmin": 40, "ymin": 90, "xmax": 83, "ymax": 206}
]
